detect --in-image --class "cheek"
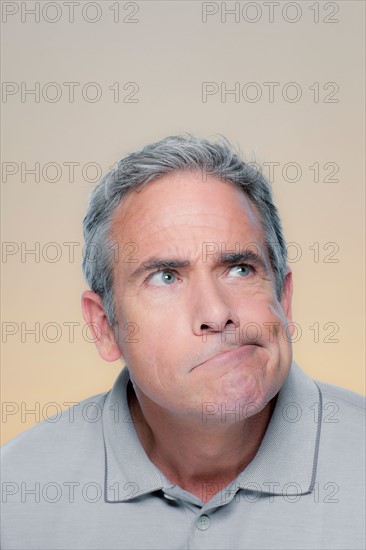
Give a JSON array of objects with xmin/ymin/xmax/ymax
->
[
  {"xmin": 217, "ymin": 352, "xmax": 286, "ymax": 410},
  {"xmin": 118, "ymin": 319, "xmax": 185, "ymax": 384},
  {"xmin": 236, "ymin": 297, "xmax": 282, "ymax": 338},
  {"xmin": 115, "ymin": 296, "xmax": 163, "ymax": 352}
]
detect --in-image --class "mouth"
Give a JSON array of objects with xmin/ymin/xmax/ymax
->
[{"xmin": 192, "ymin": 344, "xmax": 260, "ymax": 371}]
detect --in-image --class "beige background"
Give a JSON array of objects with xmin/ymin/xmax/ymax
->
[{"xmin": 1, "ymin": 0, "xmax": 365, "ymax": 444}]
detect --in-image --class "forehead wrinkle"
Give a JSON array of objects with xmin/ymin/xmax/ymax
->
[
  {"xmin": 111, "ymin": 173, "xmax": 263, "ymax": 234},
  {"xmin": 112, "ymin": 222, "xmax": 268, "ymax": 281},
  {"xmin": 109, "ymin": 177, "xmax": 268, "ymax": 282},
  {"xmin": 114, "ymin": 207, "xmax": 263, "ymax": 238}
]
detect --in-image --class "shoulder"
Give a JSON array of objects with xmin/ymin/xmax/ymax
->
[
  {"xmin": 312, "ymin": 379, "xmax": 365, "ymax": 469},
  {"xmin": 314, "ymin": 378, "xmax": 365, "ymax": 414},
  {"xmin": 1, "ymin": 390, "xmax": 109, "ymax": 477}
]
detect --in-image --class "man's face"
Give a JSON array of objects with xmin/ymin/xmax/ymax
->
[{"xmin": 110, "ymin": 170, "xmax": 293, "ymax": 423}]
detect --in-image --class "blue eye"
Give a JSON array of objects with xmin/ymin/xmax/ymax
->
[
  {"xmin": 148, "ymin": 270, "xmax": 177, "ymax": 286},
  {"xmin": 229, "ymin": 265, "xmax": 253, "ymax": 277}
]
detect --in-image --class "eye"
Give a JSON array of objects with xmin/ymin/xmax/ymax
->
[
  {"xmin": 228, "ymin": 264, "xmax": 254, "ymax": 277},
  {"xmin": 147, "ymin": 270, "xmax": 177, "ymax": 286}
]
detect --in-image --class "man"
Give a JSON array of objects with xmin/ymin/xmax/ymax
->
[{"xmin": 1, "ymin": 135, "xmax": 365, "ymax": 549}]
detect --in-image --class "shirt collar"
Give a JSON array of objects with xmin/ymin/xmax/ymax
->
[
  {"xmin": 102, "ymin": 361, "xmax": 322, "ymax": 502},
  {"xmin": 234, "ymin": 361, "xmax": 322, "ymax": 496},
  {"xmin": 102, "ymin": 367, "xmax": 170, "ymax": 502}
]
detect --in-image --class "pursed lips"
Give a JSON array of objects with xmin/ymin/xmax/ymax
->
[{"xmin": 192, "ymin": 344, "xmax": 260, "ymax": 371}]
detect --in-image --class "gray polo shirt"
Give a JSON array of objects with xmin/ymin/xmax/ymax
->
[{"xmin": 1, "ymin": 362, "xmax": 365, "ymax": 550}]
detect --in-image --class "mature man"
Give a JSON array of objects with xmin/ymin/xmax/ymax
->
[{"xmin": 1, "ymin": 135, "xmax": 365, "ymax": 549}]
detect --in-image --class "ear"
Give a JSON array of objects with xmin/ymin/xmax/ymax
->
[
  {"xmin": 81, "ymin": 290, "xmax": 122, "ymax": 362},
  {"xmin": 280, "ymin": 268, "xmax": 294, "ymax": 336}
]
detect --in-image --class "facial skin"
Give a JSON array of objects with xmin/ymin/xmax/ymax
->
[{"xmin": 82, "ymin": 169, "xmax": 293, "ymax": 500}]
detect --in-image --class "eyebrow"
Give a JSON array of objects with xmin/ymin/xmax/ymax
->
[{"xmin": 128, "ymin": 250, "xmax": 267, "ymax": 282}]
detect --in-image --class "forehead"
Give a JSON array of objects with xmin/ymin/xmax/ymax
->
[{"xmin": 110, "ymin": 170, "xmax": 263, "ymax": 243}]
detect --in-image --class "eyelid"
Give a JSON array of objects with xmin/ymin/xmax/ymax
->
[
  {"xmin": 230, "ymin": 263, "xmax": 255, "ymax": 272},
  {"xmin": 228, "ymin": 264, "xmax": 256, "ymax": 279},
  {"xmin": 146, "ymin": 268, "xmax": 178, "ymax": 280},
  {"xmin": 145, "ymin": 263, "xmax": 255, "ymax": 283}
]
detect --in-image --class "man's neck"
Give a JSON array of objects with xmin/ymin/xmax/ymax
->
[{"xmin": 127, "ymin": 382, "xmax": 277, "ymax": 503}]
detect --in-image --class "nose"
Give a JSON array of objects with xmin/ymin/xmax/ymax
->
[{"xmin": 190, "ymin": 271, "xmax": 240, "ymax": 338}]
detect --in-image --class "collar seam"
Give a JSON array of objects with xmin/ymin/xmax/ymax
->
[{"xmin": 308, "ymin": 382, "xmax": 323, "ymax": 492}]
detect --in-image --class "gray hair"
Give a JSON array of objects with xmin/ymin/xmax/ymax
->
[{"xmin": 82, "ymin": 134, "xmax": 288, "ymax": 326}]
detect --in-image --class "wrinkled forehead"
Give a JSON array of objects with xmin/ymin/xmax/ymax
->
[
  {"xmin": 108, "ymin": 171, "xmax": 272, "ymax": 280},
  {"xmin": 110, "ymin": 170, "xmax": 264, "ymax": 239}
]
